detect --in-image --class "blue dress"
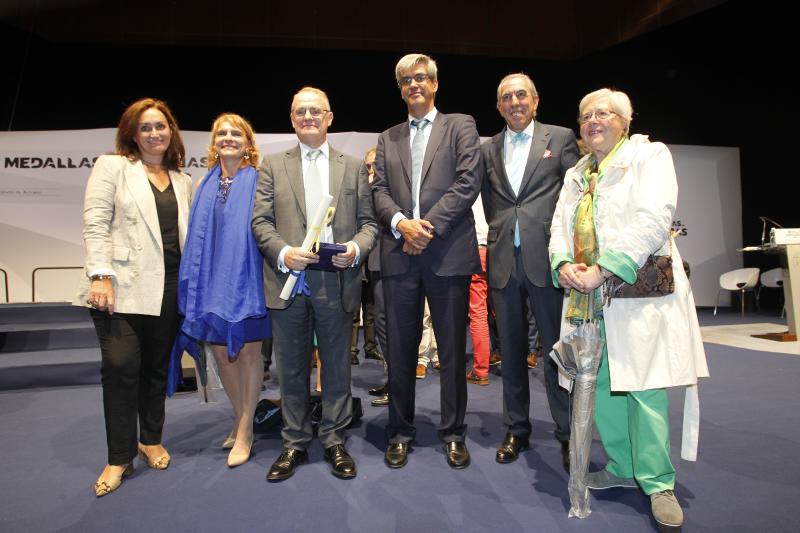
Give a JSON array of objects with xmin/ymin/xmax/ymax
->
[{"xmin": 167, "ymin": 165, "xmax": 270, "ymax": 395}]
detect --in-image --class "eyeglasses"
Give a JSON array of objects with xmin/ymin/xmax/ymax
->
[
  {"xmin": 398, "ymin": 73, "xmax": 431, "ymax": 86},
  {"xmin": 578, "ymin": 109, "xmax": 616, "ymax": 124},
  {"xmin": 292, "ymin": 107, "xmax": 329, "ymax": 119}
]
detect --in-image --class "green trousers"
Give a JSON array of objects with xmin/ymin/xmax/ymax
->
[{"xmin": 594, "ymin": 320, "xmax": 675, "ymax": 495}]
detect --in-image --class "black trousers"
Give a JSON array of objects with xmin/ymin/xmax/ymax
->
[
  {"xmin": 490, "ymin": 247, "xmax": 570, "ymax": 443},
  {"xmin": 91, "ymin": 281, "xmax": 178, "ymax": 465},
  {"xmin": 383, "ymin": 260, "xmax": 471, "ymax": 444}
]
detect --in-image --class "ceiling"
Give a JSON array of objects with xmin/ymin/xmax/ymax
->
[{"xmin": 1, "ymin": 0, "xmax": 727, "ymax": 60}]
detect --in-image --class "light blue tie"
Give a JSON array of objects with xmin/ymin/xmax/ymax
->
[
  {"xmin": 305, "ymin": 149, "xmax": 322, "ymax": 229},
  {"xmin": 508, "ymin": 131, "xmax": 528, "ymax": 247},
  {"xmin": 410, "ymin": 119, "xmax": 429, "ymax": 212}
]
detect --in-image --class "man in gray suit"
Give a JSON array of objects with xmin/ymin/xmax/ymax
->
[
  {"xmin": 252, "ymin": 86, "xmax": 377, "ymax": 481},
  {"xmin": 481, "ymin": 73, "xmax": 579, "ymax": 470}
]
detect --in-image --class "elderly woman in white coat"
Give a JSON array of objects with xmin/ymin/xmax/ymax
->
[
  {"xmin": 548, "ymin": 88, "xmax": 708, "ymax": 531},
  {"xmin": 74, "ymin": 98, "xmax": 192, "ymax": 497}
]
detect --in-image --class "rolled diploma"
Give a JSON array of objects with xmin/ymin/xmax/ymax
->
[{"xmin": 280, "ymin": 193, "xmax": 334, "ymax": 300}]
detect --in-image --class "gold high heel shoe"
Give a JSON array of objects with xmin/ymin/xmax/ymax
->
[
  {"xmin": 227, "ymin": 438, "xmax": 253, "ymax": 468},
  {"xmin": 94, "ymin": 463, "xmax": 134, "ymax": 497},
  {"xmin": 138, "ymin": 444, "xmax": 171, "ymax": 470}
]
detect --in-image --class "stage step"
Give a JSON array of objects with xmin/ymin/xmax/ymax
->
[{"xmin": 0, "ymin": 303, "xmax": 97, "ymax": 353}]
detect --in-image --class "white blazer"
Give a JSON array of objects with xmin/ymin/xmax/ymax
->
[{"xmin": 73, "ymin": 155, "xmax": 193, "ymax": 315}]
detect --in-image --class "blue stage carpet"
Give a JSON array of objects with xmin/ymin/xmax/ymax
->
[{"xmin": 1, "ymin": 309, "xmax": 799, "ymax": 532}]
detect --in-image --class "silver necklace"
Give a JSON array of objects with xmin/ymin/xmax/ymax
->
[{"xmin": 218, "ymin": 175, "xmax": 234, "ymax": 202}]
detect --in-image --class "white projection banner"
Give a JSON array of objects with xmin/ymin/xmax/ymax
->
[{"xmin": 0, "ymin": 130, "xmax": 738, "ymax": 306}]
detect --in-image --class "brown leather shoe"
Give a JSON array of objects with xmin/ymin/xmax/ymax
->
[
  {"xmin": 416, "ymin": 363, "xmax": 427, "ymax": 379},
  {"xmin": 489, "ymin": 351, "xmax": 502, "ymax": 366},
  {"xmin": 466, "ymin": 370, "xmax": 489, "ymax": 386},
  {"xmin": 527, "ymin": 351, "xmax": 539, "ymax": 369},
  {"xmin": 495, "ymin": 432, "xmax": 530, "ymax": 464}
]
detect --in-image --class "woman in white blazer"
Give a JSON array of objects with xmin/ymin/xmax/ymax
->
[
  {"xmin": 548, "ymin": 88, "xmax": 708, "ymax": 530},
  {"xmin": 74, "ymin": 98, "xmax": 193, "ymax": 497}
]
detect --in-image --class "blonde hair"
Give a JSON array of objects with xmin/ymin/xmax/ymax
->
[{"xmin": 207, "ymin": 113, "xmax": 259, "ymax": 170}]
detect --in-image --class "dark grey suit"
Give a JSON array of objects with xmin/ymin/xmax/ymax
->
[
  {"xmin": 481, "ymin": 121, "xmax": 578, "ymax": 444},
  {"xmin": 252, "ymin": 145, "xmax": 377, "ymax": 449},
  {"xmin": 372, "ymin": 112, "xmax": 482, "ymax": 444}
]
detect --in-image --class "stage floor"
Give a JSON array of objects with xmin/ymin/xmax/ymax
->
[{"xmin": 1, "ymin": 309, "xmax": 799, "ymax": 532}]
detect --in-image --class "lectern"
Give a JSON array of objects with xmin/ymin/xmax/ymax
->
[{"xmin": 742, "ymin": 229, "xmax": 800, "ymax": 341}]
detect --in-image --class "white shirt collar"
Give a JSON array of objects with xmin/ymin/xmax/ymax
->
[
  {"xmin": 299, "ymin": 140, "xmax": 330, "ymax": 160},
  {"xmin": 505, "ymin": 120, "xmax": 535, "ymax": 143},
  {"xmin": 408, "ymin": 107, "xmax": 438, "ymax": 127}
]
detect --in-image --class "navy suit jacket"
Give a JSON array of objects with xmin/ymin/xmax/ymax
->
[
  {"xmin": 372, "ymin": 112, "xmax": 483, "ymax": 277},
  {"xmin": 481, "ymin": 121, "xmax": 579, "ymax": 288}
]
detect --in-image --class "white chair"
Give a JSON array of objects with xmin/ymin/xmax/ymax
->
[
  {"xmin": 757, "ymin": 267, "xmax": 785, "ymax": 317},
  {"xmin": 714, "ymin": 268, "xmax": 760, "ymax": 316}
]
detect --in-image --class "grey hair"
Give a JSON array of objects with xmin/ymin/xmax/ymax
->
[
  {"xmin": 395, "ymin": 53, "xmax": 438, "ymax": 83},
  {"xmin": 496, "ymin": 73, "xmax": 538, "ymax": 100},
  {"xmin": 579, "ymin": 88, "xmax": 633, "ymax": 133}
]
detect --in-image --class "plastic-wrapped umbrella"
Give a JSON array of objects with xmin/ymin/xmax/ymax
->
[{"xmin": 551, "ymin": 313, "xmax": 605, "ymax": 519}]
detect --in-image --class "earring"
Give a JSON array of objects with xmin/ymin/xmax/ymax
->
[{"xmin": 243, "ymin": 150, "xmax": 250, "ymax": 160}]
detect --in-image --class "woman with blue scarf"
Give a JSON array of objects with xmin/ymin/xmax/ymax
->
[{"xmin": 173, "ymin": 113, "xmax": 271, "ymax": 467}]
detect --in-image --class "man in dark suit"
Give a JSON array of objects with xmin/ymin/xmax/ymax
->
[
  {"xmin": 481, "ymin": 73, "xmax": 579, "ymax": 470},
  {"xmin": 252, "ymin": 87, "xmax": 377, "ymax": 481},
  {"xmin": 372, "ymin": 53, "xmax": 482, "ymax": 469}
]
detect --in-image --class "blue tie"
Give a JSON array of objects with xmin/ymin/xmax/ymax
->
[
  {"xmin": 410, "ymin": 119, "xmax": 429, "ymax": 212},
  {"xmin": 508, "ymin": 132, "xmax": 528, "ymax": 247}
]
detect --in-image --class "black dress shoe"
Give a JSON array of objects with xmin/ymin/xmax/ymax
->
[
  {"xmin": 444, "ymin": 441, "xmax": 470, "ymax": 469},
  {"xmin": 384, "ymin": 442, "xmax": 409, "ymax": 468},
  {"xmin": 267, "ymin": 448, "xmax": 308, "ymax": 482},
  {"xmin": 495, "ymin": 432, "xmax": 530, "ymax": 464},
  {"xmin": 371, "ymin": 393, "xmax": 389, "ymax": 407},
  {"xmin": 368, "ymin": 385, "xmax": 387, "ymax": 397},
  {"xmin": 324, "ymin": 444, "xmax": 357, "ymax": 479},
  {"xmin": 561, "ymin": 440, "xmax": 570, "ymax": 472}
]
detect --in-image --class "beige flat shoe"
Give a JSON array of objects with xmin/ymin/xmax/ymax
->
[
  {"xmin": 138, "ymin": 444, "xmax": 171, "ymax": 470},
  {"xmin": 94, "ymin": 463, "xmax": 134, "ymax": 497}
]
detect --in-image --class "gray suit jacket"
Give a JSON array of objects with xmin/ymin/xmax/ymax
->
[
  {"xmin": 371, "ymin": 112, "xmax": 482, "ymax": 277},
  {"xmin": 252, "ymin": 145, "xmax": 377, "ymax": 311},
  {"xmin": 73, "ymin": 155, "xmax": 193, "ymax": 315},
  {"xmin": 481, "ymin": 121, "xmax": 579, "ymax": 288}
]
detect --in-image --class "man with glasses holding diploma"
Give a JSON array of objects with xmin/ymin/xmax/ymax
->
[{"xmin": 252, "ymin": 86, "xmax": 376, "ymax": 482}]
